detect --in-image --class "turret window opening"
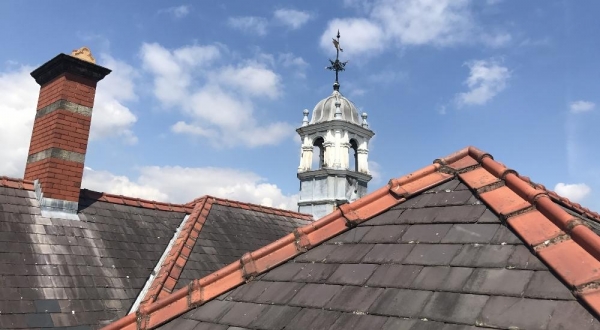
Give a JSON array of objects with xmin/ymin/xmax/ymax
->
[
  {"xmin": 313, "ymin": 137, "xmax": 325, "ymax": 169},
  {"xmin": 350, "ymin": 139, "xmax": 358, "ymax": 171}
]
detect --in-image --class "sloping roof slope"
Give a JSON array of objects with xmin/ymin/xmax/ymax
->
[
  {"xmin": 0, "ymin": 178, "xmax": 311, "ymax": 329},
  {"xmin": 0, "ymin": 182, "xmax": 187, "ymax": 329},
  {"xmin": 137, "ymin": 197, "xmax": 312, "ymax": 308},
  {"xmin": 105, "ymin": 146, "xmax": 600, "ymax": 330}
]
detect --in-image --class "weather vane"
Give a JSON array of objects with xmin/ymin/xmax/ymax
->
[{"xmin": 326, "ymin": 30, "xmax": 348, "ymax": 91}]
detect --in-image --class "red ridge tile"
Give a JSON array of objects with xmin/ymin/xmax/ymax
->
[
  {"xmin": 459, "ymin": 167, "xmax": 499, "ymax": 189},
  {"xmin": 507, "ymin": 211, "xmax": 563, "ymax": 246},
  {"xmin": 538, "ymin": 240, "xmax": 600, "ymax": 287},
  {"xmin": 480, "ymin": 186, "xmax": 531, "ymax": 216},
  {"xmin": 0, "ymin": 176, "xmax": 35, "ymax": 191}
]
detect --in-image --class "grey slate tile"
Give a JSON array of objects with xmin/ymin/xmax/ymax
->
[
  {"xmin": 404, "ymin": 244, "xmax": 462, "ymax": 265},
  {"xmin": 329, "ymin": 313, "xmax": 389, "ymax": 330},
  {"xmin": 25, "ymin": 313, "xmax": 54, "ymax": 328},
  {"xmin": 188, "ymin": 322, "xmax": 228, "ymax": 330},
  {"xmin": 368, "ymin": 288, "xmax": 433, "ymax": 318},
  {"xmin": 507, "ymin": 245, "xmax": 549, "ymax": 270},
  {"xmin": 294, "ymin": 244, "xmax": 337, "ymax": 263},
  {"xmin": 476, "ymin": 209, "xmax": 500, "ymax": 223},
  {"xmin": 434, "ymin": 205, "xmax": 487, "ymax": 223},
  {"xmin": 361, "ymin": 243, "xmax": 415, "ymax": 264},
  {"xmin": 324, "ymin": 244, "xmax": 375, "ymax": 263},
  {"xmin": 284, "ymin": 308, "xmax": 342, "ymax": 330},
  {"xmin": 478, "ymin": 296, "xmax": 559, "ymax": 329},
  {"xmin": 397, "ymin": 208, "xmax": 440, "ymax": 224},
  {"xmin": 410, "ymin": 266, "xmax": 473, "ymax": 292},
  {"xmin": 426, "ymin": 179, "xmax": 461, "ymax": 193},
  {"xmin": 360, "ymin": 225, "xmax": 407, "ymax": 243},
  {"xmin": 363, "ymin": 208, "xmax": 404, "ymax": 226},
  {"xmin": 367, "ymin": 264, "xmax": 423, "ymax": 288},
  {"xmin": 421, "ymin": 292, "xmax": 489, "ymax": 324},
  {"xmin": 158, "ymin": 318, "xmax": 201, "ymax": 330},
  {"xmin": 288, "ymin": 284, "xmax": 342, "ymax": 308},
  {"xmin": 187, "ymin": 300, "xmax": 234, "ymax": 323},
  {"xmin": 463, "ymin": 268, "xmax": 534, "ymax": 296},
  {"xmin": 326, "ymin": 286, "xmax": 384, "ymax": 313},
  {"xmin": 490, "ymin": 226, "xmax": 523, "ymax": 245},
  {"xmin": 414, "ymin": 190, "xmax": 473, "ymax": 208},
  {"xmin": 548, "ymin": 301, "xmax": 600, "ymax": 330},
  {"xmin": 217, "ymin": 302, "xmax": 268, "ymax": 328},
  {"xmin": 441, "ymin": 224, "xmax": 499, "ymax": 243},
  {"xmin": 291, "ymin": 263, "xmax": 338, "ymax": 283},
  {"xmin": 229, "ymin": 281, "xmax": 271, "ymax": 303},
  {"xmin": 255, "ymin": 281, "xmax": 304, "ymax": 305},
  {"xmin": 401, "ymin": 224, "xmax": 453, "ymax": 243},
  {"xmin": 248, "ymin": 305, "xmax": 301, "ymax": 330},
  {"xmin": 381, "ymin": 318, "xmax": 417, "ymax": 330},
  {"xmin": 524, "ymin": 271, "xmax": 575, "ymax": 300},
  {"xmin": 34, "ymin": 299, "xmax": 61, "ymax": 313},
  {"xmin": 450, "ymin": 244, "xmax": 515, "ymax": 268},
  {"xmin": 327, "ymin": 263, "xmax": 378, "ymax": 285},
  {"xmin": 328, "ymin": 226, "xmax": 372, "ymax": 243}
]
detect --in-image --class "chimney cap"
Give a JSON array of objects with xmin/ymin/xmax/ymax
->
[{"xmin": 30, "ymin": 52, "xmax": 111, "ymax": 86}]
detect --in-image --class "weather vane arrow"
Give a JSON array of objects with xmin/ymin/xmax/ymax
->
[{"xmin": 326, "ymin": 30, "xmax": 348, "ymax": 91}]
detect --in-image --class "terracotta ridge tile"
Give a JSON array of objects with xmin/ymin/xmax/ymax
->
[
  {"xmin": 101, "ymin": 163, "xmax": 453, "ymax": 330},
  {"xmin": 0, "ymin": 176, "xmax": 35, "ymax": 191},
  {"xmin": 138, "ymin": 198, "xmax": 213, "ymax": 309},
  {"xmin": 452, "ymin": 146, "xmax": 600, "ymax": 318}
]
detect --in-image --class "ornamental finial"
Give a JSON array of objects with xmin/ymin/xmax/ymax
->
[
  {"xmin": 326, "ymin": 30, "xmax": 348, "ymax": 91},
  {"xmin": 70, "ymin": 46, "xmax": 96, "ymax": 64}
]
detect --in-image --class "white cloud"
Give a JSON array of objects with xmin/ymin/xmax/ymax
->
[
  {"xmin": 570, "ymin": 100, "xmax": 595, "ymax": 114},
  {"xmin": 159, "ymin": 5, "xmax": 191, "ymax": 19},
  {"xmin": 273, "ymin": 9, "xmax": 312, "ymax": 29},
  {"xmin": 215, "ymin": 64, "xmax": 281, "ymax": 99},
  {"xmin": 320, "ymin": 18, "xmax": 385, "ymax": 56},
  {"xmin": 228, "ymin": 16, "xmax": 269, "ymax": 36},
  {"xmin": 140, "ymin": 42, "xmax": 293, "ymax": 148},
  {"xmin": 456, "ymin": 59, "xmax": 510, "ymax": 106},
  {"xmin": 481, "ymin": 32, "xmax": 512, "ymax": 47},
  {"xmin": 0, "ymin": 55, "xmax": 139, "ymax": 179},
  {"xmin": 321, "ymin": 0, "xmax": 510, "ymax": 56},
  {"xmin": 0, "ymin": 66, "xmax": 38, "ymax": 177},
  {"xmin": 92, "ymin": 54, "xmax": 139, "ymax": 144},
  {"xmin": 82, "ymin": 166, "xmax": 299, "ymax": 210},
  {"xmin": 368, "ymin": 160, "xmax": 383, "ymax": 184},
  {"xmin": 554, "ymin": 183, "xmax": 591, "ymax": 202}
]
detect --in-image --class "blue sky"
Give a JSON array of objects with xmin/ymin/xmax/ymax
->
[{"xmin": 0, "ymin": 0, "xmax": 599, "ymax": 211}]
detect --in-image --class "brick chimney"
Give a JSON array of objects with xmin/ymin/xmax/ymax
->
[{"xmin": 24, "ymin": 47, "xmax": 111, "ymax": 216}]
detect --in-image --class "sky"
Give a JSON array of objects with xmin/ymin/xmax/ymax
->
[{"xmin": 0, "ymin": 0, "xmax": 599, "ymax": 211}]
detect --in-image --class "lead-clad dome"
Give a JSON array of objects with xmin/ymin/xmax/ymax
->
[{"xmin": 310, "ymin": 88, "xmax": 360, "ymax": 125}]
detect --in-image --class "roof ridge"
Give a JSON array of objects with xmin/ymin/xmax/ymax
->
[
  {"xmin": 102, "ymin": 162, "xmax": 453, "ymax": 330},
  {"xmin": 186, "ymin": 195, "xmax": 312, "ymax": 220},
  {"xmin": 0, "ymin": 176, "xmax": 35, "ymax": 190},
  {"xmin": 136, "ymin": 197, "xmax": 211, "ymax": 308},
  {"xmin": 80, "ymin": 188, "xmax": 194, "ymax": 213},
  {"xmin": 102, "ymin": 145, "xmax": 600, "ymax": 329},
  {"xmin": 437, "ymin": 146, "xmax": 600, "ymax": 318}
]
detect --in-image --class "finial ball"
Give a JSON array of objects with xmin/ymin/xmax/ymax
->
[
  {"xmin": 303, "ymin": 109, "xmax": 309, "ymax": 115},
  {"xmin": 362, "ymin": 112, "xmax": 368, "ymax": 118}
]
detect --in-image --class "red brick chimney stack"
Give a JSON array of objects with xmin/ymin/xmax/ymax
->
[{"xmin": 24, "ymin": 48, "xmax": 111, "ymax": 215}]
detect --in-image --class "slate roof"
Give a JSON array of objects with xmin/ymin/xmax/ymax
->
[
  {"xmin": 0, "ymin": 177, "xmax": 311, "ymax": 329},
  {"xmin": 105, "ymin": 146, "xmax": 600, "ymax": 330}
]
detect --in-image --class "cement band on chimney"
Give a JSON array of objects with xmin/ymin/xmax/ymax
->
[
  {"xmin": 36, "ymin": 99, "xmax": 92, "ymax": 119},
  {"xmin": 27, "ymin": 148, "xmax": 85, "ymax": 164}
]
